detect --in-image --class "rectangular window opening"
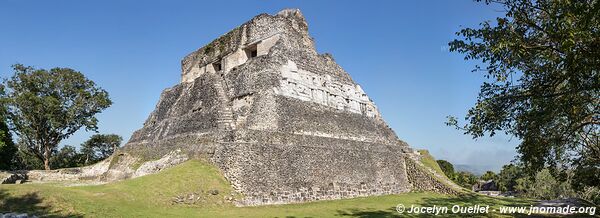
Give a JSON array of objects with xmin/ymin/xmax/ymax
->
[
  {"xmin": 212, "ymin": 62, "xmax": 222, "ymax": 72},
  {"xmin": 245, "ymin": 44, "xmax": 258, "ymax": 59}
]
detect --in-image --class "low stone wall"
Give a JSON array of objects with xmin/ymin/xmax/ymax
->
[
  {"xmin": 241, "ymin": 181, "xmax": 409, "ymax": 206},
  {"xmin": 0, "ymin": 149, "xmax": 190, "ymax": 184},
  {"xmin": 25, "ymin": 169, "xmax": 81, "ymax": 182}
]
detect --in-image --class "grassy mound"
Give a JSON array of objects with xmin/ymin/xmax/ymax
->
[
  {"xmin": 418, "ymin": 149, "xmax": 448, "ymax": 177},
  {"xmin": 1, "ymin": 160, "xmax": 237, "ymax": 217},
  {"xmin": 1, "ymin": 160, "xmax": 541, "ymax": 217}
]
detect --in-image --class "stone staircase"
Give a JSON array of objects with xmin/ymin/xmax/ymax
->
[{"xmin": 213, "ymin": 74, "xmax": 235, "ymax": 131}]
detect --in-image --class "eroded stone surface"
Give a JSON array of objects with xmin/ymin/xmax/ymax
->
[
  {"xmin": 5, "ymin": 9, "xmax": 459, "ymax": 206},
  {"xmin": 0, "ymin": 171, "xmax": 26, "ymax": 184},
  {"xmin": 0, "ymin": 213, "xmax": 37, "ymax": 218},
  {"xmin": 120, "ymin": 9, "xmax": 440, "ymax": 206},
  {"xmin": 133, "ymin": 149, "xmax": 189, "ymax": 178}
]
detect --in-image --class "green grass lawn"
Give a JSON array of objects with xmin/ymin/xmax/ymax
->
[{"xmin": 0, "ymin": 160, "xmax": 562, "ymax": 217}]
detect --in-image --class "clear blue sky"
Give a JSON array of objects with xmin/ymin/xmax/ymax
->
[{"xmin": 0, "ymin": 0, "xmax": 518, "ymax": 172}]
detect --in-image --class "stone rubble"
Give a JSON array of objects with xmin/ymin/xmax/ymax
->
[{"xmin": 0, "ymin": 213, "xmax": 37, "ymax": 218}]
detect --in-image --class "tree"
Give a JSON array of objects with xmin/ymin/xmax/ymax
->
[
  {"xmin": 531, "ymin": 169, "xmax": 559, "ymax": 199},
  {"xmin": 0, "ymin": 85, "xmax": 17, "ymax": 170},
  {"xmin": 50, "ymin": 145, "xmax": 84, "ymax": 169},
  {"xmin": 2, "ymin": 64, "xmax": 112, "ymax": 170},
  {"xmin": 514, "ymin": 176, "xmax": 532, "ymax": 194},
  {"xmin": 80, "ymin": 134, "xmax": 122, "ymax": 165},
  {"xmin": 496, "ymin": 163, "xmax": 524, "ymax": 192},
  {"xmin": 448, "ymin": 0, "xmax": 600, "ymax": 178},
  {"xmin": 11, "ymin": 141, "xmax": 45, "ymax": 170},
  {"xmin": 436, "ymin": 160, "xmax": 455, "ymax": 178},
  {"xmin": 0, "ymin": 119, "xmax": 16, "ymax": 170},
  {"xmin": 454, "ymin": 171, "xmax": 479, "ymax": 188},
  {"xmin": 480, "ymin": 170, "xmax": 498, "ymax": 181},
  {"xmin": 512, "ymin": 168, "xmax": 578, "ymax": 199}
]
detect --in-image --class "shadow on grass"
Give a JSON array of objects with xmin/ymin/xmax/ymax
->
[
  {"xmin": 0, "ymin": 188, "xmax": 83, "ymax": 218},
  {"xmin": 335, "ymin": 193, "xmax": 594, "ymax": 218},
  {"xmin": 336, "ymin": 207, "xmax": 402, "ymax": 218}
]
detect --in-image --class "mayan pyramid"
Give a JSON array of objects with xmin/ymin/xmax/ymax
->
[{"xmin": 103, "ymin": 9, "xmax": 458, "ymax": 205}]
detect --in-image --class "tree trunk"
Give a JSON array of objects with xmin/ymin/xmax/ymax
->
[
  {"xmin": 44, "ymin": 158, "xmax": 50, "ymax": 170},
  {"xmin": 44, "ymin": 146, "xmax": 51, "ymax": 170}
]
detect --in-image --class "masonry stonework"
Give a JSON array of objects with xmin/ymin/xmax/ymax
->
[
  {"xmin": 3, "ymin": 9, "xmax": 460, "ymax": 206},
  {"xmin": 120, "ymin": 9, "xmax": 461, "ymax": 205}
]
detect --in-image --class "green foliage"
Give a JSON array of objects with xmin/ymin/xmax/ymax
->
[
  {"xmin": 500, "ymin": 164, "xmax": 582, "ymax": 201},
  {"xmin": 436, "ymin": 160, "xmax": 455, "ymax": 178},
  {"xmin": 0, "ymin": 85, "xmax": 17, "ymax": 170},
  {"xmin": 0, "ymin": 119, "xmax": 16, "ymax": 170},
  {"xmin": 496, "ymin": 163, "xmax": 523, "ymax": 192},
  {"xmin": 447, "ymin": 0, "xmax": 600, "ymax": 179},
  {"xmin": 80, "ymin": 134, "xmax": 122, "ymax": 165},
  {"xmin": 580, "ymin": 186, "xmax": 600, "ymax": 205},
  {"xmin": 514, "ymin": 176, "xmax": 532, "ymax": 194},
  {"xmin": 1, "ymin": 64, "xmax": 112, "ymax": 170},
  {"xmin": 515, "ymin": 168, "xmax": 577, "ymax": 200},
  {"xmin": 531, "ymin": 169, "xmax": 559, "ymax": 200},
  {"xmin": 480, "ymin": 171, "xmax": 498, "ymax": 181},
  {"xmin": 11, "ymin": 142, "xmax": 45, "ymax": 170},
  {"xmin": 572, "ymin": 154, "xmax": 600, "ymax": 190},
  {"xmin": 50, "ymin": 145, "xmax": 85, "ymax": 169},
  {"xmin": 453, "ymin": 171, "xmax": 479, "ymax": 189},
  {"xmin": 48, "ymin": 134, "xmax": 122, "ymax": 169}
]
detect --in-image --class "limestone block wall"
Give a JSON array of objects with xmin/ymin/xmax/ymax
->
[
  {"xmin": 181, "ymin": 9, "xmax": 308, "ymax": 83},
  {"xmin": 212, "ymin": 136, "xmax": 412, "ymax": 206},
  {"xmin": 181, "ymin": 26, "xmax": 242, "ymax": 77},
  {"xmin": 129, "ymin": 73, "xmax": 223, "ymax": 143},
  {"xmin": 257, "ymin": 34, "xmax": 280, "ymax": 56},
  {"xmin": 274, "ymin": 97, "xmax": 397, "ymax": 145},
  {"xmin": 182, "ymin": 33, "xmax": 282, "ymax": 83},
  {"xmin": 274, "ymin": 60, "xmax": 380, "ymax": 118}
]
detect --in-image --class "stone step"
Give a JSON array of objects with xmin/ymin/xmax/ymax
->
[
  {"xmin": 217, "ymin": 123, "xmax": 235, "ymax": 128},
  {"xmin": 212, "ymin": 76, "xmax": 236, "ymax": 131}
]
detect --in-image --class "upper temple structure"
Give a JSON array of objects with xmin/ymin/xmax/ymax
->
[
  {"xmin": 29, "ymin": 9, "xmax": 459, "ymax": 206},
  {"xmin": 180, "ymin": 9, "xmax": 381, "ymax": 120}
]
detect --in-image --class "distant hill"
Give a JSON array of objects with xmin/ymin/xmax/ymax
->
[{"xmin": 455, "ymin": 164, "xmax": 498, "ymax": 176}]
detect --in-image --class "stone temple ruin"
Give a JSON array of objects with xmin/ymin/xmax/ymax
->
[{"xmin": 1, "ymin": 9, "xmax": 460, "ymax": 205}]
